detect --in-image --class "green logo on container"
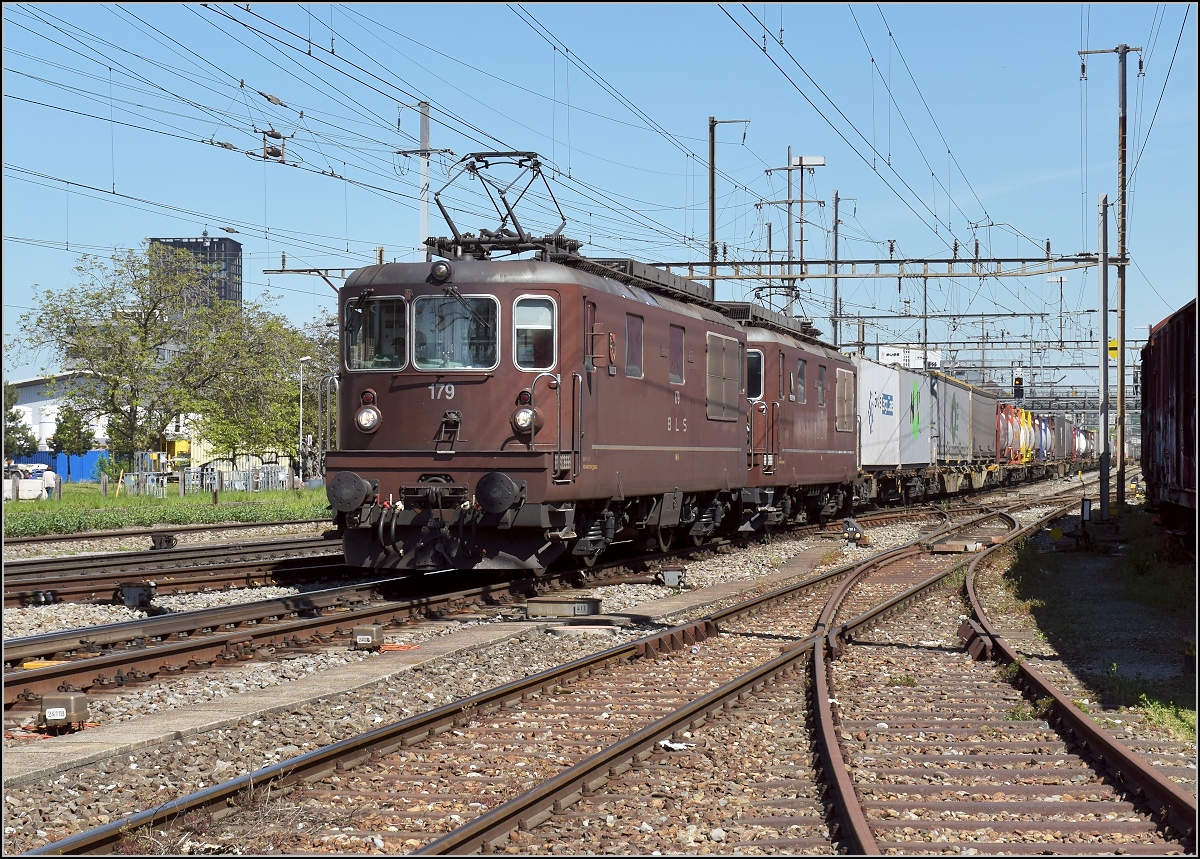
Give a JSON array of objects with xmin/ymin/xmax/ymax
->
[{"xmin": 910, "ymin": 381, "xmax": 921, "ymax": 439}]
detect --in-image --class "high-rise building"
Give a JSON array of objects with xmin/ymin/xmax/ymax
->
[{"xmin": 149, "ymin": 233, "xmax": 243, "ymax": 306}]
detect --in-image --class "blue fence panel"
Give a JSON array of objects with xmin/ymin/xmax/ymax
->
[{"xmin": 14, "ymin": 450, "xmax": 106, "ymax": 482}]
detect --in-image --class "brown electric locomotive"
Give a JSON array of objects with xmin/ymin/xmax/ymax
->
[{"xmin": 324, "ymin": 254, "xmax": 856, "ymax": 573}]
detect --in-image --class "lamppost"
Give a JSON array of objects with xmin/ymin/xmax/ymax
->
[{"xmin": 298, "ymin": 356, "xmax": 312, "ymax": 485}]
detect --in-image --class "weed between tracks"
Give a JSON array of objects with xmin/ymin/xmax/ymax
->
[
  {"xmin": 114, "ymin": 776, "xmax": 365, "ymax": 855},
  {"xmin": 1004, "ymin": 696, "xmax": 1055, "ymax": 722}
]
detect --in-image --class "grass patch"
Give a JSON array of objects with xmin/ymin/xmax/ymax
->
[
  {"xmin": 4, "ymin": 483, "xmax": 329, "ymax": 537},
  {"xmin": 996, "ymin": 657, "xmax": 1023, "ymax": 683},
  {"xmin": 889, "ymin": 675, "xmax": 917, "ymax": 687},
  {"xmin": 1004, "ymin": 701, "xmax": 1035, "ymax": 721},
  {"xmin": 818, "ymin": 548, "xmax": 842, "ymax": 566},
  {"xmin": 1082, "ymin": 662, "xmax": 1196, "ymax": 743},
  {"xmin": 993, "ymin": 540, "xmax": 1048, "ymax": 620},
  {"xmin": 1137, "ymin": 694, "xmax": 1197, "ymax": 744},
  {"xmin": 1003, "ymin": 696, "xmax": 1054, "ymax": 722}
]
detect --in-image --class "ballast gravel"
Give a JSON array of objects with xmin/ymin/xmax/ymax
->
[{"xmin": 0, "ymin": 520, "xmax": 925, "ymax": 854}]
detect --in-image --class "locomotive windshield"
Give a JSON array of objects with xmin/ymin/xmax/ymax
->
[
  {"xmin": 413, "ymin": 294, "xmax": 499, "ymax": 370},
  {"xmin": 346, "ymin": 298, "xmax": 407, "ymax": 370}
]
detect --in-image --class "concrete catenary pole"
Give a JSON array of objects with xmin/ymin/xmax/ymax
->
[
  {"xmin": 709, "ymin": 117, "xmax": 717, "ymax": 298},
  {"xmin": 1080, "ymin": 43, "xmax": 1141, "ymax": 507},
  {"xmin": 831, "ymin": 190, "xmax": 840, "ymax": 347},
  {"xmin": 1098, "ymin": 195, "xmax": 1110, "ymax": 521},
  {"xmin": 420, "ymin": 101, "xmax": 430, "ymax": 262},
  {"xmin": 1115, "ymin": 45, "xmax": 1130, "ymax": 507}
]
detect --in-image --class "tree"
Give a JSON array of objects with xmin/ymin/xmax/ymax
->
[
  {"xmin": 47, "ymin": 403, "xmax": 96, "ymax": 483},
  {"xmin": 187, "ymin": 304, "xmax": 318, "ymax": 463},
  {"xmin": 11, "ymin": 243, "xmax": 246, "ymax": 464},
  {"xmin": 4, "ymin": 383, "xmax": 38, "ymax": 460}
]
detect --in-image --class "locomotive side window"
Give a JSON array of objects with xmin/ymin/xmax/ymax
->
[
  {"xmin": 413, "ymin": 294, "xmax": 499, "ymax": 371},
  {"xmin": 796, "ymin": 359, "xmax": 807, "ymax": 404},
  {"xmin": 513, "ymin": 296, "xmax": 556, "ymax": 371},
  {"xmin": 347, "ymin": 298, "xmax": 407, "ymax": 371},
  {"xmin": 817, "ymin": 364, "xmax": 827, "ymax": 407},
  {"xmin": 669, "ymin": 325, "xmax": 685, "ymax": 384},
  {"xmin": 625, "ymin": 314, "xmax": 643, "ymax": 378},
  {"xmin": 705, "ymin": 332, "xmax": 740, "ymax": 421},
  {"xmin": 746, "ymin": 349, "xmax": 764, "ymax": 401},
  {"xmin": 778, "ymin": 352, "xmax": 785, "ymax": 399}
]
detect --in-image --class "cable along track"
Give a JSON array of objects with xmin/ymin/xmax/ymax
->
[{"xmin": 29, "ymin": 498, "xmax": 1193, "ymax": 856}]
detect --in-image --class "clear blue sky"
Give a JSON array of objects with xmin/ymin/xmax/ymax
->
[{"xmin": 4, "ymin": 3, "xmax": 1195, "ymax": 394}]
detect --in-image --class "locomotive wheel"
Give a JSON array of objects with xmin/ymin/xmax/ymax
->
[
  {"xmin": 655, "ymin": 526, "xmax": 674, "ymax": 552},
  {"xmin": 580, "ymin": 551, "xmax": 600, "ymax": 568},
  {"xmin": 689, "ymin": 533, "xmax": 705, "ymax": 547}
]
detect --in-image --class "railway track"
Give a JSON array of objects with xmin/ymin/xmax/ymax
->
[
  {"xmin": 30, "ymin": 491, "xmax": 1192, "ymax": 856},
  {"xmin": 3, "ymin": 519, "xmax": 751, "ymax": 713},
  {"xmin": 2, "ymin": 518, "xmax": 329, "ymax": 546},
  {"xmin": 3, "ymin": 537, "xmax": 345, "ymax": 609}
]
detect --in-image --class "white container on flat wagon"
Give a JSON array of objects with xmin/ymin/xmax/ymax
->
[
  {"xmin": 854, "ymin": 355, "xmax": 902, "ymax": 469},
  {"xmin": 970, "ymin": 387, "xmax": 999, "ymax": 461},
  {"xmin": 933, "ymin": 373, "xmax": 972, "ymax": 461},
  {"xmin": 897, "ymin": 365, "xmax": 935, "ymax": 468}
]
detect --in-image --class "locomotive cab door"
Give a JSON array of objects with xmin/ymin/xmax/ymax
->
[{"xmin": 746, "ymin": 348, "xmax": 773, "ymax": 472}]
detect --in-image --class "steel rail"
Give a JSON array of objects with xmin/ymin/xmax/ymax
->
[
  {"xmin": 964, "ymin": 505, "xmax": 1198, "ymax": 852},
  {"xmin": 3, "ymin": 555, "xmax": 347, "ymax": 609},
  {"xmin": 3, "ymin": 577, "xmax": 489, "ymax": 708},
  {"xmin": 799, "ymin": 504, "xmax": 1030, "ymax": 853},
  {"xmin": 4, "ymin": 519, "xmax": 329, "ymax": 545},
  {"xmin": 416, "ymin": 635, "xmax": 817, "ymax": 854},
  {"xmin": 23, "ymin": 617, "xmax": 720, "ymax": 856},
  {"xmin": 4, "ymin": 536, "xmax": 337, "ymax": 578},
  {"xmin": 20, "ymin": 504, "xmax": 1031, "ymax": 855}
]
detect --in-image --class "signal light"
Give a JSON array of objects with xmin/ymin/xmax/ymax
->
[
  {"xmin": 361, "ymin": 389, "xmax": 376, "ymax": 406},
  {"xmin": 516, "ymin": 390, "xmax": 531, "ymax": 406}
]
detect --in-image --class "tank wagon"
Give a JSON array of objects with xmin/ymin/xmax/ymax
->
[{"xmin": 1140, "ymin": 298, "xmax": 1196, "ymax": 530}]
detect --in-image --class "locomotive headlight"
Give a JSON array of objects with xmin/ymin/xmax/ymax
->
[
  {"xmin": 430, "ymin": 260, "xmax": 453, "ymax": 282},
  {"xmin": 512, "ymin": 407, "xmax": 535, "ymax": 432},
  {"xmin": 355, "ymin": 405, "xmax": 382, "ymax": 433},
  {"xmin": 511, "ymin": 406, "xmax": 543, "ymax": 435}
]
